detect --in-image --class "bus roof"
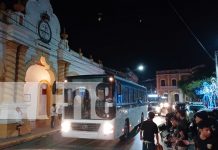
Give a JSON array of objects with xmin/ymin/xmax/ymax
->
[
  {"xmin": 114, "ymin": 75, "xmax": 146, "ymax": 89},
  {"xmin": 66, "ymin": 74, "xmax": 146, "ymax": 89}
]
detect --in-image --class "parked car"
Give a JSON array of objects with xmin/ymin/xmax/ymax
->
[
  {"xmin": 186, "ymin": 102, "xmax": 207, "ymax": 121},
  {"xmin": 159, "ymin": 101, "xmax": 170, "ymax": 116},
  {"xmin": 148, "ymin": 101, "xmax": 161, "ymax": 115},
  {"xmin": 173, "ymin": 102, "xmax": 186, "ymax": 112}
]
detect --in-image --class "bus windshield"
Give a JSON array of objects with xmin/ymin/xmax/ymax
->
[{"xmin": 64, "ymin": 76, "xmax": 115, "ymax": 120}]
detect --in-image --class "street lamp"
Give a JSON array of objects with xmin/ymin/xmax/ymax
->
[{"xmin": 137, "ymin": 64, "xmax": 145, "ymax": 72}]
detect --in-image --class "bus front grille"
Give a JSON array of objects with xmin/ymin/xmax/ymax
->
[{"xmin": 71, "ymin": 123, "xmax": 100, "ymax": 132}]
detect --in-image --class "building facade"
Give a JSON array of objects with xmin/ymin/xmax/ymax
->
[
  {"xmin": 0, "ymin": 0, "xmax": 104, "ymax": 138},
  {"xmin": 156, "ymin": 69, "xmax": 192, "ymax": 104}
]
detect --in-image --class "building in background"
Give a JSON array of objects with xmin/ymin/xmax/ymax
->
[
  {"xmin": 156, "ymin": 65, "xmax": 206, "ymax": 104},
  {"xmin": 156, "ymin": 68, "xmax": 192, "ymax": 104}
]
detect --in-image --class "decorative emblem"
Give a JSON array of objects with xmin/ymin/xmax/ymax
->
[{"xmin": 38, "ymin": 12, "xmax": 52, "ymax": 44}]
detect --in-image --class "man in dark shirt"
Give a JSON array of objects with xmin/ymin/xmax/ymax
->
[
  {"xmin": 195, "ymin": 120, "xmax": 217, "ymax": 150},
  {"xmin": 178, "ymin": 110, "xmax": 189, "ymax": 132},
  {"xmin": 140, "ymin": 111, "xmax": 160, "ymax": 150},
  {"xmin": 170, "ymin": 116, "xmax": 189, "ymax": 150},
  {"xmin": 190, "ymin": 111, "xmax": 208, "ymax": 139}
]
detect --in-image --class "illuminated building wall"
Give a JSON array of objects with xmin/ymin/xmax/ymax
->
[
  {"xmin": 156, "ymin": 69, "xmax": 192, "ymax": 103},
  {"xmin": 0, "ymin": 0, "xmax": 104, "ymax": 138}
]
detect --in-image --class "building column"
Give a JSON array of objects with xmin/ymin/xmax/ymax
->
[
  {"xmin": 4, "ymin": 40, "xmax": 19, "ymax": 82},
  {"xmin": 179, "ymin": 89, "xmax": 184, "ymax": 102},
  {"xmin": 58, "ymin": 60, "xmax": 70, "ymax": 82},
  {"xmin": 58, "ymin": 60, "xmax": 65, "ymax": 82},
  {"xmin": 16, "ymin": 45, "xmax": 28, "ymax": 82},
  {"xmin": 2, "ymin": 41, "xmax": 19, "ymax": 104},
  {"xmin": 14, "ymin": 44, "xmax": 28, "ymax": 103}
]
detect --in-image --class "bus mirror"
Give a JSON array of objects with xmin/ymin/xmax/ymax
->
[{"xmin": 105, "ymin": 87, "xmax": 109, "ymax": 96}]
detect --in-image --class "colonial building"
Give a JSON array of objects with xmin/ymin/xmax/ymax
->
[
  {"xmin": 156, "ymin": 69, "xmax": 192, "ymax": 104},
  {"xmin": 0, "ymin": 0, "xmax": 104, "ymax": 138},
  {"xmin": 156, "ymin": 65, "xmax": 206, "ymax": 104}
]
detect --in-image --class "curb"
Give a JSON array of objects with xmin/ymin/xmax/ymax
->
[{"xmin": 0, "ymin": 129, "xmax": 60, "ymax": 150}]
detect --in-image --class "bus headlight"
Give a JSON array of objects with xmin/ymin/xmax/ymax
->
[
  {"xmin": 164, "ymin": 102, "xmax": 169, "ymax": 108},
  {"xmin": 103, "ymin": 122, "xmax": 114, "ymax": 135},
  {"xmin": 155, "ymin": 106, "xmax": 161, "ymax": 113},
  {"xmin": 61, "ymin": 121, "xmax": 71, "ymax": 133},
  {"xmin": 160, "ymin": 103, "xmax": 164, "ymax": 108}
]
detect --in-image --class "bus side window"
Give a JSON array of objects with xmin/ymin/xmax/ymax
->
[
  {"xmin": 64, "ymin": 88, "xmax": 72, "ymax": 104},
  {"xmin": 117, "ymin": 82, "xmax": 122, "ymax": 104},
  {"xmin": 129, "ymin": 88, "xmax": 134, "ymax": 104},
  {"xmin": 123, "ymin": 86, "xmax": 129, "ymax": 104},
  {"xmin": 95, "ymin": 83, "xmax": 108, "ymax": 118},
  {"xmin": 82, "ymin": 89, "xmax": 91, "ymax": 119}
]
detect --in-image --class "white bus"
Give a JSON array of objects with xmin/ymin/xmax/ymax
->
[{"xmin": 60, "ymin": 74, "xmax": 148, "ymax": 140}]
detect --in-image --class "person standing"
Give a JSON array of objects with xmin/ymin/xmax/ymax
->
[
  {"xmin": 190, "ymin": 111, "xmax": 208, "ymax": 139},
  {"xmin": 50, "ymin": 104, "xmax": 56, "ymax": 128},
  {"xmin": 15, "ymin": 107, "xmax": 24, "ymax": 136},
  {"xmin": 57, "ymin": 105, "xmax": 63, "ymax": 125},
  {"xmin": 140, "ymin": 111, "xmax": 160, "ymax": 150}
]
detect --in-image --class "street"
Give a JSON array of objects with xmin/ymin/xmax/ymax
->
[{"xmin": 4, "ymin": 116, "xmax": 165, "ymax": 150}]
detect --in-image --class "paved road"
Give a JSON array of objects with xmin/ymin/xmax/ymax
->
[{"xmin": 4, "ymin": 116, "xmax": 165, "ymax": 150}]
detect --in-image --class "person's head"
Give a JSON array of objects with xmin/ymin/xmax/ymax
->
[
  {"xmin": 167, "ymin": 106, "xmax": 173, "ymax": 113},
  {"xmin": 170, "ymin": 116, "xmax": 179, "ymax": 127},
  {"xmin": 16, "ymin": 107, "xmax": 20, "ymax": 112},
  {"xmin": 52, "ymin": 103, "xmax": 56, "ymax": 107},
  {"xmin": 148, "ymin": 111, "xmax": 155, "ymax": 120},
  {"xmin": 175, "ymin": 111, "xmax": 180, "ymax": 119},
  {"xmin": 198, "ymin": 120, "xmax": 212, "ymax": 139},
  {"xmin": 194, "ymin": 111, "xmax": 208, "ymax": 124},
  {"xmin": 178, "ymin": 110, "xmax": 186, "ymax": 119},
  {"xmin": 212, "ymin": 109, "xmax": 218, "ymax": 118}
]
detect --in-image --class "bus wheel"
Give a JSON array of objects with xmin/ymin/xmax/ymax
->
[{"xmin": 124, "ymin": 118, "xmax": 130, "ymax": 138}]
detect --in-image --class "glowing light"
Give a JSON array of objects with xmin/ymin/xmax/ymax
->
[
  {"xmin": 138, "ymin": 65, "xmax": 144, "ymax": 71},
  {"xmin": 164, "ymin": 102, "xmax": 169, "ymax": 108},
  {"xmin": 148, "ymin": 94, "xmax": 158, "ymax": 98},
  {"xmin": 25, "ymin": 64, "xmax": 51, "ymax": 83},
  {"xmin": 160, "ymin": 103, "xmax": 164, "ymax": 108},
  {"xmin": 195, "ymin": 78, "xmax": 217, "ymax": 109},
  {"xmin": 161, "ymin": 96, "xmax": 167, "ymax": 99},
  {"xmin": 103, "ymin": 122, "xmax": 114, "ymax": 135},
  {"xmin": 155, "ymin": 106, "xmax": 161, "ymax": 113},
  {"xmin": 109, "ymin": 77, "xmax": 114, "ymax": 82},
  {"xmin": 61, "ymin": 121, "xmax": 71, "ymax": 133}
]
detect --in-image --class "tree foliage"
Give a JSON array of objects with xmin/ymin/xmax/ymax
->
[{"xmin": 178, "ymin": 66, "xmax": 213, "ymax": 100}]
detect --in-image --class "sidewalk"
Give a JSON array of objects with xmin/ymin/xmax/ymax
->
[{"xmin": 0, "ymin": 126, "xmax": 60, "ymax": 149}]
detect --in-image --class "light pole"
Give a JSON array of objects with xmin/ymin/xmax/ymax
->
[
  {"xmin": 125, "ymin": 64, "xmax": 145, "ymax": 83},
  {"xmin": 136, "ymin": 64, "xmax": 146, "ymax": 82}
]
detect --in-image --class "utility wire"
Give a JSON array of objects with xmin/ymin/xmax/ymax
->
[{"xmin": 168, "ymin": 0, "xmax": 215, "ymax": 61}]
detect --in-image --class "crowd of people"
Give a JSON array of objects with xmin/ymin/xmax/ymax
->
[{"xmin": 160, "ymin": 106, "xmax": 218, "ymax": 150}]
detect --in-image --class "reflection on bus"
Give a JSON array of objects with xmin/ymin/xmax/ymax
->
[{"xmin": 60, "ymin": 74, "xmax": 148, "ymax": 140}]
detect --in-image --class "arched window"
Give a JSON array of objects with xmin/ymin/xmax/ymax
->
[
  {"xmin": 172, "ymin": 79, "xmax": 177, "ymax": 86},
  {"xmin": 175, "ymin": 94, "xmax": 179, "ymax": 102},
  {"xmin": 161, "ymin": 80, "xmax": 166, "ymax": 86}
]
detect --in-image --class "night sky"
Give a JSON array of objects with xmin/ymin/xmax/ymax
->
[{"xmin": 50, "ymin": 0, "xmax": 217, "ymax": 79}]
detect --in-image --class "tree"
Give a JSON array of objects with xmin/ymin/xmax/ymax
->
[{"xmin": 178, "ymin": 65, "xmax": 213, "ymax": 100}]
